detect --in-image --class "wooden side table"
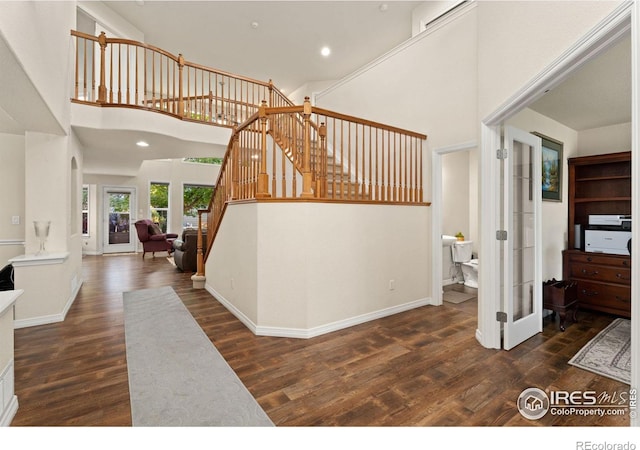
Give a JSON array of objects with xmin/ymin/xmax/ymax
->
[{"xmin": 543, "ymin": 279, "xmax": 579, "ymax": 331}]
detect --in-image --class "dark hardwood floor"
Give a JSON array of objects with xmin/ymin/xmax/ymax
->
[{"xmin": 11, "ymin": 254, "xmax": 630, "ymax": 426}]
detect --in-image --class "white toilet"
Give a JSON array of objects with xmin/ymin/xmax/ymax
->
[{"xmin": 451, "ymin": 240, "xmax": 479, "ymax": 289}]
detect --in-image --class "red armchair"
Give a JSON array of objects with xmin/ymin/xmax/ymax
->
[{"xmin": 134, "ymin": 219, "xmax": 178, "ymax": 258}]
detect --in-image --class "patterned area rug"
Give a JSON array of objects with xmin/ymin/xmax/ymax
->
[
  {"xmin": 568, "ymin": 318, "xmax": 631, "ymax": 384},
  {"xmin": 123, "ymin": 286, "xmax": 273, "ymax": 426}
]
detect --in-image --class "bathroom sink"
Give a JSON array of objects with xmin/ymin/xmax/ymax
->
[{"xmin": 442, "ymin": 235, "xmax": 457, "ymax": 246}]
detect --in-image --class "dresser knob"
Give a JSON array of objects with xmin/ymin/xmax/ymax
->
[{"xmin": 616, "ymin": 273, "xmax": 630, "ymax": 281}]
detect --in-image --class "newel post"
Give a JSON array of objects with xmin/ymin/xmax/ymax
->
[
  {"xmin": 97, "ymin": 32, "xmax": 107, "ymax": 104},
  {"xmin": 178, "ymin": 54, "xmax": 185, "ymax": 116},
  {"xmin": 301, "ymin": 96, "xmax": 315, "ymax": 198},
  {"xmin": 256, "ymin": 100, "xmax": 271, "ymax": 198},
  {"xmin": 191, "ymin": 209, "xmax": 207, "ymax": 289}
]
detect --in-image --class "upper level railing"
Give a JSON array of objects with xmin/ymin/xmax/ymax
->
[{"xmin": 71, "ymin": 30, "xmax": 293, "ymax": 126}]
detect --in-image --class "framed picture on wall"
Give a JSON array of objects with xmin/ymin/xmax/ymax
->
[{"xmin": 533, "ymin": 132, "xmax": 563, "ymax": 202}]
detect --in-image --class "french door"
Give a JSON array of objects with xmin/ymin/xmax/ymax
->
[
  {"xmin": 103, "ymin": 187, "xmax": 137, "ymax": 253},
  {"xmin": 502, "ymin": 127, "xmax": 542, "ymax": 350}
]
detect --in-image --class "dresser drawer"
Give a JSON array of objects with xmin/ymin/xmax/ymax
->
[
  {"xmin": 576, "ymin": 280, "xmax": 631, "ymax": 316},
  {"xmin": 567, "ymin": 252, "xmax": 631, "ymax": 268},
  {"xmin": 569, "ymin": 263, "xmax": 631, "ymax": 285}
]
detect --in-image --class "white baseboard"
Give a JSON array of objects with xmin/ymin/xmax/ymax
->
[
  {"xmin": 206, "ymin": 283, "xmax": 432, "ymax": 339},
  {"xmin": 0, "ymin": 360, "xmax": 17, "ymax": 426},
  {"xmin": 0, "ymin": 395, "xmax": 18, "ymax": 427},
  {"xmin": 14, "ymin": 277, "xmax": 83, "ymax": 329}
]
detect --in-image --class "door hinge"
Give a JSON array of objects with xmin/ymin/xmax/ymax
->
[
  {"xmin": 496, "ymin": 148, "xmax": 508, "ymax": 159},
  {"xmin": 496, "ymin": 311, "xmax": 507, "ymax": 323},
  {"xmin": 496, "ymin": 230, "xmax": 508, "ymax": 241}
]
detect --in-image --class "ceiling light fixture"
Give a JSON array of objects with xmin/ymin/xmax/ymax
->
[
  {"xmin": 136, "ymin": 140, "xmax": 149, "ymax": 148},
  {"xmin": 321, "ymin": 46, "xmax": 331, "ymax": 57},
  {"xmin": 379, "ymin": 3, "xmax": 388, "ymax": 12},
  {"xmin": 251, "ymin": 21, "xmax": 259, "ymax": 29}
]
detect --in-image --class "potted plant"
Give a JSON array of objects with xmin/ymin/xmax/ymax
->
[{"xmin": 455, "ymin": 231, "xmax": 465, "ymax": 242}]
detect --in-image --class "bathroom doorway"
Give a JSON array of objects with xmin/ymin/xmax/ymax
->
[{"xmin": 431, "ymin": 141, "xmax": 478, "ymax": 306}]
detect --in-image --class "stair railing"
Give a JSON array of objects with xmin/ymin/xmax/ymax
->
[
  {"xmin": 72, "ymin": 30, "xmax": 288, "ymax": 127},
  {"xmin": 198, "ymin": 98, "xmax": 427, "ymax": 269}
]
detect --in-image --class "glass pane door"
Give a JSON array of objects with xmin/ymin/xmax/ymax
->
[
  {"xmin": 503, "ymin": 127, "xmax": 542, "ymax": 350},
  {"xmin": 104, "ymin": 188, "xmax": 136, "ymax": 253}
]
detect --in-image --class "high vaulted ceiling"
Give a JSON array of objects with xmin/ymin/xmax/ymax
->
[{"xmin": 101, "ymin": 1, "xmax": 422, "ymax": 95}]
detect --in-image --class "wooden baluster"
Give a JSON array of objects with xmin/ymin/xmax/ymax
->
[
  {"xmin": 368, "ymin": 126, "xmax": 373, "ymax": 200},
  {"xmin": 291, "ymin": 114, "xmax": 297, "ymax": 197},
  {"xmin": 117, "ymin": 43, "xmax": 122, "ymax": 103},
  {"xmin": 151, "ymin": 52, "xmax": 156, "ymax": 110},
  {"xmin": 231, "ymin": 132, "xmax": 239, "ymax": 200},
  {"xmin": 74, "ymin": 37, "xmax": 79, "ymax": 100},
  {"xmin": 207, "ymin": 74, "xmax": 212, "ymax": 122},
  {"xmin": 91, "ymin": 40, "xmax": 96, "ymax": 102},
  {"xmin": 109, "ymin": 42, "xmax": 114, "ymax": 103},
  {"xmin": 256, "ymin": 101, "xmax": 271, "ymax": 198},
  {"xmin": 418, "ymin": 138, "xmax": 423, "ymax": 202},
  {"xmin": 331, "ymin": 117, "xmax": 336, "ymax": 199},
  {"xmin": 319, "ymin": 122, "xmax": 327, "ymax": 198},
  {"xmin": 301, "ymin": 97, "xmax": 314, "ymax": 198},
  {"xmin": 126, "ymin": 44, "xmax": 130, "ymax": 104},
  {"xmin": 97, "ymin": 32, "xmax": 107, "ymax": 104},
  {"xmin": 178, "ymin": 54, "xmax": 185, "ymax": 116},
  {"xmin": 272, "ymin": 116, "xmax": 277, "ymax": 196}
]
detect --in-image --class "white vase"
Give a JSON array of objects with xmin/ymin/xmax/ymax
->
[{"xmin": 34, "ymin": 221, "xmax": 51, "ymax": 255}]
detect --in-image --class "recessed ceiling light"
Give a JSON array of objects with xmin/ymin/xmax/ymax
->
[
  {"xmin": 321, "ymin": 46, "xmax": 331, "ymax": 57},
  {"xmin": 136, "ymin": 141, "xmax": 149, "ymax": 147}
]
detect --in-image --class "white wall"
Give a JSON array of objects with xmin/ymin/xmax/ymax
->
[
  {"xmin": 477, "ymin": 1, "xmax": 622, "ymax": 119},
  {"xmin": 206, "ymin": 202, "xmax": 430, "ymax": 337},
  {"xmin": 77, "ymin": 1, "xmax": 145, "ymax": 41},
  {"xmin": 316, "ymin": 3, "xmax": 478, "ymax": 151},
  {"xmin": 441, "ymin": 150, "xmax": 470, "ymax": 240},
  {"xmin": 577, "ymin": 122, "xmax": 631, "ymax": 156},
  {"xmin": 0, "ymin": 1, "xmax": 75, "ymax": 133},
  {"xmin": 0, "ymin": 134, "xmax": 25, "ymax": 266}
]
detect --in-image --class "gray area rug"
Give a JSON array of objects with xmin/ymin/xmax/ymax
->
[
  {"xmin": 123, "ymin": 286, "xmax": 274, "ymax": 426},
  {"xmin": 443, "ymin": 290, "xmax": 476, "ymax": 304},
  {"xmin": 568, "ymin": 318, "xmax": 631, "ymax": 384}
]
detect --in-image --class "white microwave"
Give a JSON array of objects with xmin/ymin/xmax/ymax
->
[{"xmin": 584, "ymin": 230, "xmax": 631, "ymax": 255}]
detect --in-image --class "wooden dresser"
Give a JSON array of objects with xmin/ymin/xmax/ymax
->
[
  {"xmin": 563, "ymin": 250, "xmax": 631, "ymax": 318},
  {"xmin": 563, "ymin": 151, "xmax": 631, "ymax": 318}
]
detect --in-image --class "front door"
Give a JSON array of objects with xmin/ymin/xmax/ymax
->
[
  {"xmin": 104, "ymin": 187, "xmax": 136, "ymax": 254},
  {"xmin": 502, "ymin": 127, "xmax": 542, "ymax": 350}
]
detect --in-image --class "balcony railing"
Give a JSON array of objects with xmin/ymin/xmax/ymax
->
[{"xmin": 71, "ymin": 30, "xmax": 292, "ymax": 126}]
